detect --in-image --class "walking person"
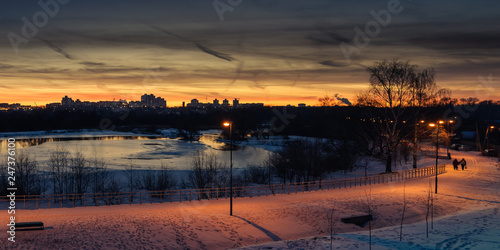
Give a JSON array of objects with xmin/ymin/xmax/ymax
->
[
  {"xmin": 453, "ymin": 159, "xmax": 459, "ymax": 170},
  {"xmin": 460, "ymin": 158, "xmax": 467, "ymax": 170}
]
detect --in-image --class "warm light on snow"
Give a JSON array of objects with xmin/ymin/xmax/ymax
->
[{"xmin": 3, "ymin": 150, "xmax": 499, "ymax": 249}]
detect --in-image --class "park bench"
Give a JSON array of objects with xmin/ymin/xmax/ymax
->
[{"xmin": 15, "ymin": 222, "xmax": 44, "ymax": 231}]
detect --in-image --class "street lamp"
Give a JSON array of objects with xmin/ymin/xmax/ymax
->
[
  {"xmin": 223, "ymin": 121, "xmax": 233, "ymax": 216},
  {"xmin": 446, "ymin": 120, "xmax": 454, "ymax": 159},
  {"xmin": 485, "ymin": 126, "xmax": 495, "ymax": 150},
  {"xmin": 429, "ymin": 120, "xmax": 444, "ymax": 194},
  {"xmin": 413, "ymin": 120, "xmax": 426, "ymax": 169}
]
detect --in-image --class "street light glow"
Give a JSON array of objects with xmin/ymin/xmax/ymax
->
[
  {"xmin": 429, "ymin": 123, "xmax": 436, "ymax": 127},
  {"xmin": 438, "ymin": 120, "xmax": 445, "ymax": 124},
  {"xmin": 223, "ymin": 120, "xmax": 234, "ymax": 216}
]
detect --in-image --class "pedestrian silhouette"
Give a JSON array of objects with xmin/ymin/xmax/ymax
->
[
  {"xmin": 460, "ymin": 158, "xmax": 466, "ymax": 170},
  {"xmin": 453, "ymin": 159, "xmax": 459, "ymax": 170}
]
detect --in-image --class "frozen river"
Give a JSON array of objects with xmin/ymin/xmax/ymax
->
[{"xmin": 0, "ymin": 130, "xmax": 273, "ymax": 170}]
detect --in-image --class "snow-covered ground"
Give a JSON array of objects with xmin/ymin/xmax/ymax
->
[
  {"xmin": 240, "ymin": 207, "xmax": 500, "ymax": 249},
  {"xmin": 3, "ymin": 150, "xmax": 499, "ymax": 249}
]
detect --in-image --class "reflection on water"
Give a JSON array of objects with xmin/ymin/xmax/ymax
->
[
  {"xmin": 198, "ymin": 133, "xmax": 226, "ymax": 150},
  {"xmin": 0, "ymin": 136, "xmax": 162, "ymax": 152}
]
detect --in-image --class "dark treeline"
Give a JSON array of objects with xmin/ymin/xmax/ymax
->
[{"xmin": 1, "ymin": 104, "xmax": 500, "ymax": 139}]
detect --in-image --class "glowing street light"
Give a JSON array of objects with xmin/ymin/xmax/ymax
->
[
  {"xmin": 446, "ymin": 120, "xmax": 455, "ymax": 159},
  {"xmin": 223, "ymin": 121, "xmax": 233, "ymax": 216},
  {"xmin": 485, "ymin": 126, "xmax": 496, "ymax": 150},
  {"xmin": 429, "ymin": 121, "xmax": 444, "ymax": 194}
]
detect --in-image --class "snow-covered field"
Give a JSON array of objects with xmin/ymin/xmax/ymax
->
[{"xmin": 3, "ymin": 150, "xmax": 499, "ymax": 249}]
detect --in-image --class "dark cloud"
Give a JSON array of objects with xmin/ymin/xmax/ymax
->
[
  {"xmin": 40, "ymin": 39, "xmax": 74, "ymax": 60},
  {"xmin": 407, "ymin": 32, "xmax": 500, "ymax": 51},
  {"xmin": 149, "ymin": 25, "xmax": 236, "ymax": 62},
  {"xmin": 319, "ymin": 60, "xmax": 344, "ymax": 68},
  {"xmin": 0, "ymin": 63, "xmax": 14, "ymax": 70},
  {"xmin": 194, "ymin": 43, "xmax": 235, "ymax": 62},
  {"xmin": 80, "ymin": 61, "xmax": 106, "ymax": 67},
  {"xmin": 306, "ymin": 27, "xmax": 351, "ymax": 46},
  {"xmin": 0, "ymin": 84, "xmax": 14, "ymax": 89},
  {"xmin": 19, "ymin": 67, "xmax": 70, "ymax": 74}
]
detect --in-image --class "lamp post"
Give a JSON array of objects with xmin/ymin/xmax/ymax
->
[
  {"xmin": 413, "ymin": 120, "xmax": 425, "ymax": 169},
  {"xmin": 446, "ymin": 120, "xmax": 454, "ymax": 159},
  {"xmin": 223, "ymin": 121, "xmax": 233, "ymax": 216},
  {"xmin": 429, "ymin": 120, "xmax": 444, "ymax": 194},
  {"xmin": 485, "ymin": 126, "xmax": 495, "ymax": 150}
]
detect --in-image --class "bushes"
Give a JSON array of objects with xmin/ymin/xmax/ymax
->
[
  {"xmin": 242, "ymin": 165, "xmax": 270, "ymax": 185},
  {"xmin": 140, "ymin": 162, "xmax": 177, "ymax": 193},
  {"xmin": 268, "ymin": 139, "xmax": 359, "ymax": 184}
]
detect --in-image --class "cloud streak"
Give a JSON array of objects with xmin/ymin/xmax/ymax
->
[
  {"xmin": 40, "ymin": 39, "xmax": 74, "ymax": 60},
  {"xmin": 149, "ymin": 25, "xmax": 236, "ymax": 62}
]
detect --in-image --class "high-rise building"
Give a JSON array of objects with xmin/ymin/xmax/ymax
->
[
  {"xmin": 141, "ymin": 94, "xmax": 166, "ymax": 108},
  {"xmin": 61, "ymin": 95, "xmax": 74, "ymax": 107},
  {"xmin": 233, "ymin": 98, "xmax": 239, "ymax": 108},
  {"xmin": 222, "ymin": 99, "xmax": 229, "ymax": 108}
]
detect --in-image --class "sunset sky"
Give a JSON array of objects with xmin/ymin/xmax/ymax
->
[{"xmin": 1, "ymin": 0, "xmax": 499, "ymax": 106}]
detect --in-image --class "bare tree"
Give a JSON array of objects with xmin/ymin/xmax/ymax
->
[
  {"xmin": 357, "ymin": 59, "xmax": 417, "ymax": 173},
  {"xmin": 123, "ymin": 160, "xmax": 139, "ymax": 201},
  {"xmin": 89, "ymin": 156, "xmax": 108, "ymax": 204},
  {"xmin": 141, "ymin": 162, "xmax": 176, "ymax": 193},
  {"xmin": 410, "ymin": 68, "xmax": 442, "ymax": 168},
  {"xmin": 362, "ymin": 159, "xmax": 370, "ymax": 178},
  {"xmin": 188, "ymin": 151, "xmax": 228, "ymax": 198},
  {"xmin": 243, "ymin": 165, "xmax": 270, "ymax": 185},
  {"xmin": 0, "ymin": 158, "xmax": 7, "ymax": 196},
  {"xmin": 69, "ymin": 151, "xmax": 91, "ymax": 201},
  {"xmin": 15, "ymin": 152, "xmax": 43, "ymax": 195},
  {"xmin": 324, "ymin": 207, "xmax": 337, "ymax": 249},
  {"xmin": 424, "ymin": 181, "xmax": 433, "ymax": 238},
  {"xmin": 358, "ymin": 188, "xmax": 375, "ymax": 250},
  {"xmin": 106, "ymin": 176, "xmax": 122, "ymax": 205},
  {"xmin": 47, "ymin": 147, "xmax": 70, "ymax": 196},
  {"xmin": 318, "ymin": 95, "xmax": 341, "ymax": 106},
  {"xmin": 89, "ymin": 156, "xmax": 108, "ymax": 191},
  {"xmin": 400, "ymin": 182, "xmax": 407, "ymax": 241},
  {"xmin": 157, "ymin": 161, "xmax": 177, "ymax": 191}
]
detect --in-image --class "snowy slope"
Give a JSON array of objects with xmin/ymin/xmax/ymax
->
[{"xmin": 3, "ymin": 151, "xmax": 499, "ymax": 249}]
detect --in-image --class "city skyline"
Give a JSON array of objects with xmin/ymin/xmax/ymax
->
[
  {"xmin": 1, "ymin": 1, "xmax": 499, "ymax": 106},
  {"xmin": 1, "ymin": 94, "xmax": 278, "ymax": 109}
]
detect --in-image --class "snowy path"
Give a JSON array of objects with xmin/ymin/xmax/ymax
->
[{"xmin": 3, "ymin": 151, "xmax": 499, "ymax": 249}]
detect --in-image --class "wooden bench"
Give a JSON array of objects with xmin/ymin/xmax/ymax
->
[
  {"xmin": 341, "ymin": 215, "xmax": 373, "ymax": 227},
  {"xmin": 15, "ymin": 222, "xmax": 44, "ymax": 231}
]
